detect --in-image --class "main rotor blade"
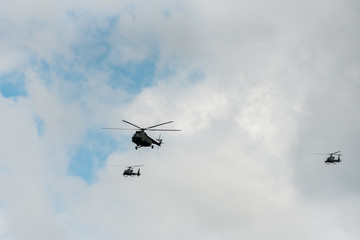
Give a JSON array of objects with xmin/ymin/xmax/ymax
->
[
  {"xmin": 122, "ymin": 120, "xmax": 142, "ymax": 130},
  {"xmin": 145, "ymin": 121, "xmax": 174, "ymax": 130},
  {"xmin": 331, "ymin": 151, "xmax": 341, "ymax": 155},
  {"xmin": 130, "ymin": 165, "xmax": 144, "ymax": 168},
  {"xmin": 312, "ymin": 151, "xmax": 341, "ymax": 155},
  {"xmin": 146, "ymin": 129, "xmax": 181, "ymax": 131},
  {"xmin": 102, "ymin": 128, "xmax": 137, "ymax": 131},
  {"xmin": 112, "ymin": 164, "xmax": 144, "ymax": 168}
]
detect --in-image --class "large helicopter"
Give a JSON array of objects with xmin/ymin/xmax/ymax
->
[
  {"xmin": 103, "ymin": 120, "xmax": 180, "ymax": 150},
  {"xmin": 314, "ymin": 151, "xmax": 342, "ymax": 164},
  {"xmin": 121, "ymin": 165, "xmax": 143, "ymax": 177}
]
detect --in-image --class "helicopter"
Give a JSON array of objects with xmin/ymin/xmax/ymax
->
[
  {"xmin": 103, "ymin": 120, "xmax": 180, "ymax": 150},
  {"xmin": 313, "ymin": 151, "xmax": 342, "ymax": 164},
  {"xmin": 121, "ymin": 165, "xmax": 143, "ymax": 177}
]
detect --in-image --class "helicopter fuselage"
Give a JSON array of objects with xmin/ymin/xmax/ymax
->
[
  {"xmin": 103, "ymin": 120, "xmax": 179, "ymax": 150},
  {"xmin": 123, "ymin": 168, "xmax": 141, "ymax": 177},
  {"xmin": 325, "ymin": 155, "xmax": 341, "ymax": 164},
  {"xmin": 132, "ymin": 130, "xmax": 161, "ymax": 149}
]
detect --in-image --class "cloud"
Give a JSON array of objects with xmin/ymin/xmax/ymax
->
[{"xmin": 0, "ymin": 0, "xmax": 360, "ymax": 239}]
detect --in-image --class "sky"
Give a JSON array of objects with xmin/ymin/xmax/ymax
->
[{"xmin": 0, "ymin": 0, "xmax": 360, "ymax": 239}]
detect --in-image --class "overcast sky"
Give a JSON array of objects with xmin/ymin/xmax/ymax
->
[{"xmin": 0, "ymin": 0, "xmax": 360, "ymax": 239}]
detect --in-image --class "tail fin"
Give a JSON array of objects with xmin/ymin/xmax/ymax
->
[
  {"xmin": 156, "ymin": 134, "xmax": 162, "ymax": 147},
  {"xmin": 137, "ymin": 169, "xmax": 141, "ymax": 176}
]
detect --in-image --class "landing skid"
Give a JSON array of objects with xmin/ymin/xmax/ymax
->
[{"xmin": 135, "ymin": 145, "xmax": 154, "ymax": 150}]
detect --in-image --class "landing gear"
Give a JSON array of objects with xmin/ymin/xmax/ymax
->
[
  {"xmin": 151, "ymin": 145, "xmax": 154, "ymax": 149},
  {"xmin": 135, "ymin": 146, "xmax": 138, "ymax": 150}
]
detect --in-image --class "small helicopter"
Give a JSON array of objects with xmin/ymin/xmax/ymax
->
[
  {"xmin": 121, "ymin": 165, "xmax": 144, "ymax": 177},
  {"xmin": 314, "ymin": 151, "xmax": 342, "ymax": 164},
  {"xmin": 103, "ymin": 120, "xmax": 180, "ymax": 150}
]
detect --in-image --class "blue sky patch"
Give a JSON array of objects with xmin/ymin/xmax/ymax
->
[
  {"xmin": 28, "ymin": 13, "xmax": 160, "ymax": 97},
  {"xmin": 67, "ymin": 130, "xmax": 122, "ymax": 184},
  {"xmin": 69, "ymin": 15, "xmax": 117, "ymax": 69},
  {"xmin": 188, "ymin": 70, "xmax": 205, "ymax": 83},
  {"xmin": 35, "ymin": 116, "xmax": 46, "ymax": 137},
  {"xmin": 0, "ymin": 72, "xmax": 27, "ymax": 98},
  {"xmin": 162, "ymin": 9, "xmax": 171, "ymax": 19},
  {"xmin": 108, "ymin": 56, "xmax": 157, "ymax": 94}
]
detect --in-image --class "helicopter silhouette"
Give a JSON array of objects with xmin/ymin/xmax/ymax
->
[
  {"xmin": 313, "ymin": 151, "xmax": 342, "ymax": 164},
  {"xmin": 121, "ymin": 165, "xmax": 143, "ymax": 177},
  {"xmin": 103, "ymin": 120, "xmax": 180, "ymax": 150}
]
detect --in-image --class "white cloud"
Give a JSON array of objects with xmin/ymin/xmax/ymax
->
[
  {"xmin": 0, "ymin": 0, "xmax": 359, "ymax": 239},
  {"xmin": 0, "ymin": 96, "xmax": 62, "ymax": 240}
]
